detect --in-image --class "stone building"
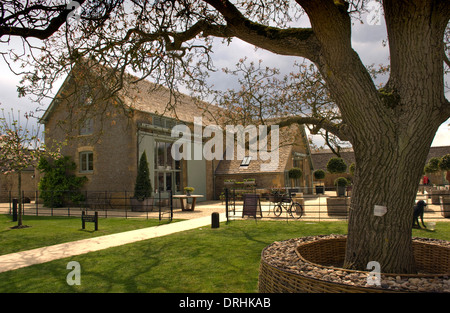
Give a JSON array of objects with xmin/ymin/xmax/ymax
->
[{"xmin": 36, "ymin": 62, "xmax": 314, "ymax": 204}]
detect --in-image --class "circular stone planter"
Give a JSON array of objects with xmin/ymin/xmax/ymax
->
[{"xmin": 259, "ymin": 235, "xmax": 450, "ymax": 293}]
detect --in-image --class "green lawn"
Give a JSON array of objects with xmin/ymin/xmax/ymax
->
[
  {"xmin": 0, "ymin": 214, "xmax": 177, "ymax": 256},
  {"xmin": 0, "ymin": 217, "xmax": 448, "ymax": 293}
]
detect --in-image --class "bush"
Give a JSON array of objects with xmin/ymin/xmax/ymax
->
[
  {"xmin": 134, "ymin": 151, "xmax": 152, "ymax": 200},
  {"xmin": 288, "ymin": 167, "xmax": 302, "ymax": 179},
  {"xmin": 38, "ymin": 156, "xmax": 88, "ymax": 207},
  {"xmin": 424, "ymin": 157, "xmax": 441, "ymax": 173},
  {"xmin": 334, "ymin": 177, "xmax": 349, "ymax": 187},
  {"xmin": 349, "ymin": 163, "xmax": 356, "ymax": 176},
  {"xmin": 313, "ymin": 169, "xmax": 326, "ymax": 180},
  {"xmin": 439, "ymin": 154, "xmax": 450, "ymax": 171},
  {"xmin": 326, "ymin": 157, "xmax": 347, "ymax": 174}
]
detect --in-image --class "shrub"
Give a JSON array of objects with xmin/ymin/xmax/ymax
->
[
  {"xmin": 326, "ymin": 157, "xmax": 347, "ymax": 174},
  {"xmin": 134, "ymin": 151, "xmax": 152, "ymax": 200},
  {"xmin": 334, "ymin": 177, "xmax": 349, "ymax": 187},
  {"xmin": 313, "ymin": 169, "xmax": 325, "ymax": 180},
  {"xmin": 439, "ymin": 154, "xmax": 450, "ymax": 171},
  {"xmin": 424, "ymin": 157, "xmax": 441, "ymax": 173},
  {"xmin": 38, "ymin": 156, "xmax": 88, "ymax": 207},
  {"xmin": 288, "ymin": 167, "xmax": 303, "ymax": 179},
  {"xmin": 349, "ymin": 163, "xmax": 356, "ymax": 176}
]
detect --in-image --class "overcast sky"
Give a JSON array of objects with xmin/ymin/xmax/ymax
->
[{"xmin": 0, "ymin": 4, "xmax": 448, "ymax": 148}]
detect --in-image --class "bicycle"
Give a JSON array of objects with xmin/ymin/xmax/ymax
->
[{"xmin": 273, "ymin": 197, "xmax": 304, "ymax": 219}]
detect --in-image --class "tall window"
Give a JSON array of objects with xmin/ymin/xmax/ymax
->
[
  {"xmin": 154, "ymin": 141, "xmax": 182, "ymax": 192},
  {"xmin": 80, "ymin": 151, "xmax": 94, "ymax": 173}
]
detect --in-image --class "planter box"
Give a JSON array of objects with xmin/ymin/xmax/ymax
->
[
  {"xmin": 336, "ymin": 186, "xmax": 346, "ymax": 197},
  {"xmin": 431, "ymin": 188, "xmax": 448, "ymax": 205},
  {"xmin": 130, "ymin": 197, "xmax": 154, "ymax": 212},
  {"xmin": 440, "ymin": 195, "xmax": 450, "ymax": 218},
  {"xmin": 326, "ymin": 197, "xmax": 350, "ymax": 216},
  {"xmin": 315, "ymin": 185, "xmax": 325, "ymax": 195}
]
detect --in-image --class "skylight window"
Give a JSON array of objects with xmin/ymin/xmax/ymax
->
[{"xmin": 240, "ymin": 156, "xmax": 252, "ymax": 167}]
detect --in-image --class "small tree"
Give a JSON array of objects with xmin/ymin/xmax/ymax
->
[
  {"xmin": 313, "ymin": 169, "xmax": 326, "ymax": 181},
  {"xmin": 326, "ymin": 157, "xmax": 347, "ymax": 174},
  {"xmin": 134, "ymin": 151, "xmax": 152, "ymax": 200},
  {"xmin": 288, "ymin": 167, "xmax": 302, "ymax": 188},
  {"xmin": 439, "ymin": 154, "xmax": 450, "ymax": 183},
  {"xmin": 0, "ymin": 106, "xmax": 63, "ymax": 227}
]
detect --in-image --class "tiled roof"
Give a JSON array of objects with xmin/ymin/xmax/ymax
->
[
  {"xmin": 215, "ymin": 124, "xmax": 308, "ymax": 174},
  {"xmin": 118, "ymin": 74, "xmax": 219, "ymax": 124},
  {"xmin": 41, "ymin": 60, "xmax": 220, "ymax": 125},
  {"xmin": 311, "ymin": 146, "xmax": 450, "ymax": 171}
]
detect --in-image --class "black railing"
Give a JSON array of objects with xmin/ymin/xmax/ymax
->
[{"xmin": 4, "ymin": 190, "xmax": 174, "ymax": 222}]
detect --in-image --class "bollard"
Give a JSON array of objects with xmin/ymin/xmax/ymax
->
[
  {"xmin": 12, "ymin": 198, "xmax": 18, "ymax": 222},
  {"xmin": 211, "ymin": 212, "xmax": 220, "ymax": 228}
]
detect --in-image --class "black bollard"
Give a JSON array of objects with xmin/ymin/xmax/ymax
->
[
  {"xmin": 12, "ymin": 198, "xmax": 18, "ymax": 222},
  {"xmin": 211, "ymin": 212, "xmax": 220, "ymax": 228}
]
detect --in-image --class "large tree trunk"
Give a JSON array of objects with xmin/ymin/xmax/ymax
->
[
  {"xmin": 344, "ymin": 126, "xmax": 438, "ymax": 273},
  {"xmin": 297, "ymin": 0, "xmax": 450, "ymax": 273}
]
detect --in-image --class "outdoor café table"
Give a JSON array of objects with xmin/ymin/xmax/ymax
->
[{"xmin": 172, "ymin": 195, "xmax": 204, "ymax": 211}]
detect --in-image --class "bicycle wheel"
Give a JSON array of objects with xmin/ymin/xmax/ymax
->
[
  {"xmin": 290, "ymin": 202, "xmax": 304, "ymax": 219},
  {"xmin": 273, "ymin": 204, "xmax": 283, "ymax": 217}
]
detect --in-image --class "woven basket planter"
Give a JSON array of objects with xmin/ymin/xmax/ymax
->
[{"xmin": 259, "ymin": 236, "xmax": 450, "ymax": 293}]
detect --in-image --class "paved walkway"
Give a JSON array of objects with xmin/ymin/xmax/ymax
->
[{"xmin": 0, "ymin": 212, "xmax": 227, "ymax": 273}]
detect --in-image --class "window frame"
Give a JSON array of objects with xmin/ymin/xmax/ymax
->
[{"xmin": 79, "ymin": 151, "xmax": 94, "ymax": 173}]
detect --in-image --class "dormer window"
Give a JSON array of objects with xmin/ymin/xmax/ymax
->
[{"xmin": 240, "ymin": 156, "xmax": 252, "ymax": 167}]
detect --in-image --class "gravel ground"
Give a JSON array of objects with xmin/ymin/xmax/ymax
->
[{"xmin": 262, "ymin": 234, "xmax": 450, "ymax": 293}]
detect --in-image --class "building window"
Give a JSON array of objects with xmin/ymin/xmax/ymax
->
[
  {"xmin": 79, "ymin": 118, "xmax": 93, "ymax": 135},
  {"xmin": 154, "ymin": 141, "xmax": 182, "ymax": 192},
  {"xmin": 153, "ymin": 115, "xmax": 176, "ymax": 129},
  {"xmin": 240, "ymin": 156, "xmax": 252, "ymax": 167},
  {"xmin": 80, "ymin": 151, "xmax": 94, "ymax": 173}
]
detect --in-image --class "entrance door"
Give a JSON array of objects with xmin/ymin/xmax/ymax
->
[{"xmin": 154, "ymin": 141, "xmax": 182, "ymax": 193}]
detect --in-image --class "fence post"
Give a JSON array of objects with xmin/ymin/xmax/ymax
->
[
  {"xmin": 170, "ymin": 189, "xmax": 173, "ymax": 222},
  {"xmin": 35, "ymin": 190, "xmax": 39, "ymax": 216},
  {"xmin": 225, "ymin": 188, "xmax": 229, "ymax": 222}
]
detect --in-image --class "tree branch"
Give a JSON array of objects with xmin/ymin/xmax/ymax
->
[
  {"xmin": 202, "ymin": 0, "xmax": 321, "ymax": 61},
  {"xmin": 0, "ymin": 0, "xmax": 87, "ymax": 40},
  {"xmin": 273, "ymin": 115, "xmax": 351, "ymax": 142}
]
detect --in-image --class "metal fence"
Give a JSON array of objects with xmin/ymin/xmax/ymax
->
[
  {"xmin": 5, "ymin": 190, "xmax": 174, "ymax": 222},
  {"xmin": 222, "ymin": 185, "xmax": 450, "ymax": 222}
]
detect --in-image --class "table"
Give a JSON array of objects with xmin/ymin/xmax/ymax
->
[{"xmin": 172, "ymin": 195, "xmax": 204, "ymax": 211}]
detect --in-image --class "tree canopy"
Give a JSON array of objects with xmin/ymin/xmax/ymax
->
[{"xmin": 1, "ymin": 0, "xmax": 450, "ymax": 274}]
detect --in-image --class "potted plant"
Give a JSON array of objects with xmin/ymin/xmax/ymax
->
[
  {"xmin": 131, "ymin": 151, "xmax": 153, "ymax": 211},
  {"xmin": 439, "ymin": 154, "xmax": 450, "ymax": 184},
  {"xmin": 327, "ymin": 176, "xmax": 350, "ymax": 216},
  {"xmin": 326, "ymin": 157, "xmax": 348, "ymax": 196},
  {"xmin": 438, "ymin": 154, "xmax": 450, "ymax": 217},
  {"xmin": 224, "ymin": 179, "xmax": 235, "ymax": 186},
  {"xmin": 243, "ymin": 178, "xmax": 256, "ymax": 185},
  {"xmin": 334, "ymin": 177, "xmax": 349, "ymax": 197},
  {"xmin": 184, "ymin": 186, "xmax": 195, "ymax": 196},
  {"xmin": 313, "ymin": 169, "xmax": 325, "ymax": 194},
  {"xmin": 288, "ymin": 167, "xmax": 302, "ymax": 187}
]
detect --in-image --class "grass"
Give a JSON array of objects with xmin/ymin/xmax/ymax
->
[
  {"xmin": 0, "ymin": 214, "xmax": 178, "ymax": 256},
  {"xmin": 0, "ymin": 217, "xmax": 448, "ymax": 293}
]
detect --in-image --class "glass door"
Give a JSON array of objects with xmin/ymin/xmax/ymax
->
[{"xmin": 154, "ymin": 141, "xmax": 182, "ymax": 193}]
